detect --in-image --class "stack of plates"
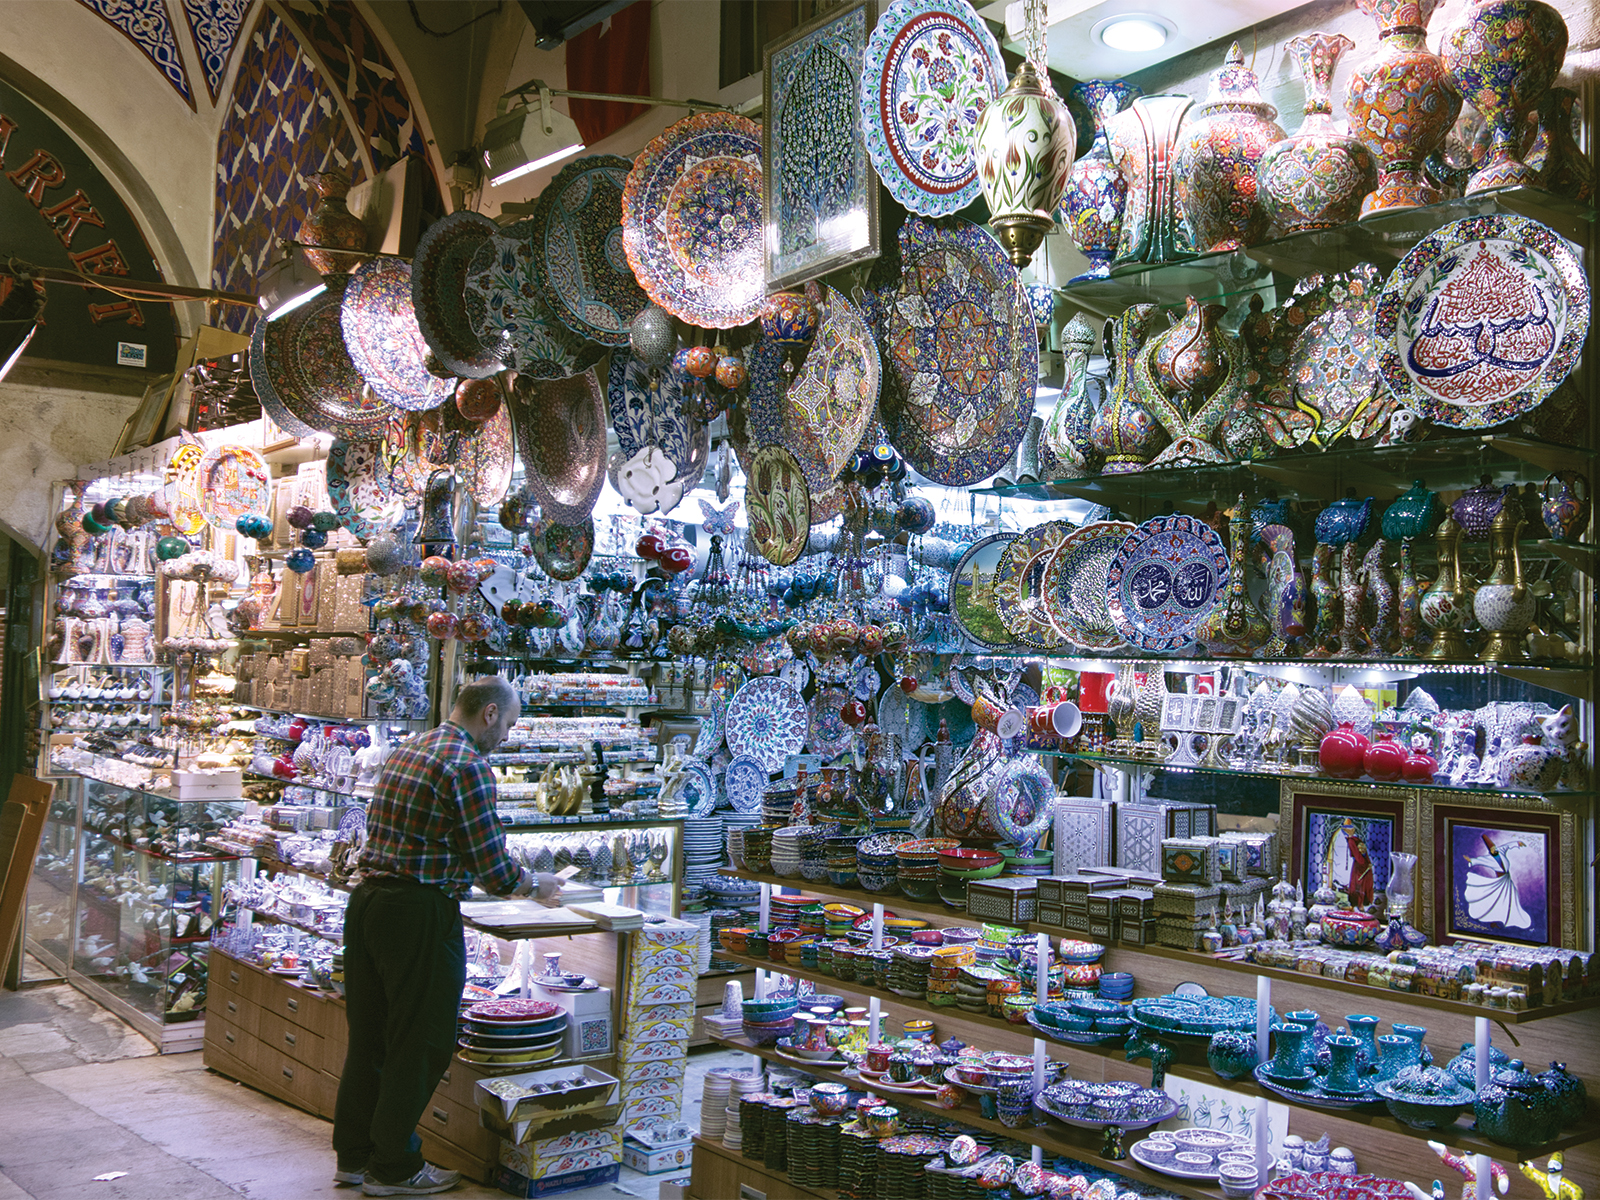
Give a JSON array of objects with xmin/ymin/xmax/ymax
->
[
  {"xmin": 707, "ymin": 874, "xmax": 761, "ymax": 908},
  {"xmin": 725, "ymin": 1073, "xmax": 767, "ymax": 1151},
  {"xmin": 878, "ymin": 1134, "xmax": 953, "ymax": 1200},
  {"xmin": 683, "ymin": 814, "xmax": 725, "ymax": 885},
  {"xmin": 771, "ymin": 826, "xmax": 807, "ymax": 877},
  {"xmin": 700, "ymin": 1069, "xmax": 734, "ymax": 1140},
  {"xmin": 456, "ymin": 999, "xmax": 568, "ymax": 1067},
  {"xmin": 838, "ymin": 1127, "xmax": 878, "ymax": 1199},
  {"xmin": 825, "ymin": 835, "xmax": 861, "ymax": 887},
  {"xmin": 682, "ymin": 909, "xmax": 714, "ymax": 974},
  {"xmin": 769, "ymin": 893, "xmax": 822, "ymax": 930}
]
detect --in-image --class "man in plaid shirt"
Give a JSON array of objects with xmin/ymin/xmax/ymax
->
[{"xmin": 333, "ymin": 676, "xmax": 534, "ymax": 1196}]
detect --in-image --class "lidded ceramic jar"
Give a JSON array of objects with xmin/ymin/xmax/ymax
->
[
  {"xmin": 1061, "ymin": 82, "xmax": 1140, "ymax": 281},
  {"xmin": 1259, "ymin": 33, "xmax": 1377, "ymax": 232},
  {"xmin": 1538, "ymin": 1061, "xmax": 1587, "ymax": 1126},
  {"xmin": 1173, "ymin": 42, "xmax": 1285, "ymax": 252}
]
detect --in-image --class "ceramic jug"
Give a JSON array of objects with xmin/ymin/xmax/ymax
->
[
  {"xmin": 298, "ymin": 171, "xmax": 368, "ymax": 273},
  {"xmin": 1136, "ymin": 297, "xmax": 1247, "ymax": 467},
  {"xmin": 1530, "ymin": 87, "xmax": 1594, "ymax": 202},
  {"xmin": 1062, "ymin": 83, "xmax": 1139, "ymax": 280},
  {"xmin": 1268, "ymin": 1022, "xmax": 1316, "ymax": 1080},
  {"xmin": 1474, "ymin": 505, "xmax": 1534, "ymax": 661},
  {"xmin": 1043, "ymin": 313, "xmax": 1102, "ymax": 474},
  {"xmin": 1420, "ymin": 516, "xmax": 1470, "ymax": 659},
  {"xmin": 1396, "ymin": 539, "xmax": 1423, "ymax": 657},
  {"xmin": 1197, "ymin": 498, "xmax": 1270, "ymax": 657},
  {"xmin": 1259, "ymin": 33, "xmax": 1376, "ymax": 232},
  {"xmin": 1539, "ymin": 471, "xmax": 1589, "ymax": 542},
  {"xmin": 1090, "ymin": 305, "xmax": 1169, "ymax": 472}
]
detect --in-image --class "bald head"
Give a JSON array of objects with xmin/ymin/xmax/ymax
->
[{"xmin": 451, "ymin": 676, "xmax": 520, "ymax": 752}]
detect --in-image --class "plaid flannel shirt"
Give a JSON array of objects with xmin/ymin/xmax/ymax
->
[{"xmin": 359, "ymin": 721, "xmax": 521, "ymax": 899}]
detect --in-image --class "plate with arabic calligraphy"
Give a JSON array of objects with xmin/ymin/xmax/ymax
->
[
  {"xmin": 1105, "ymin": 514, "xmax": 1227, "ymax": 652},
  {"xmin": 258, "ymin": 278, "xmax": 392, "ymax": 440},
  {"xmin": 726, "ymin": 676, "xmax": 808, "ymax": 772},
  {"xmin": 947, "ymin": 532, "xmax": 1018, "ymax": 650},
  {"xmin": 859, "ymin": 0, "xmax": 1004, "ymax": 216},
  {"xmin": 326, "ymin": 439, "xmax": 406, "ymax": 539},
  {"xmin": 530, "ymin": 155, "xmax": 647, "ymax": 347},
  {"xmin": 195, "ymin": 444, "xmax": 272, "ymax": 532},
  {"xmin": 784, "ymin": 285, "xmax": 880, "ymax": 478},
  {"xmin": 993, "ymin": 520, "xmax": 1074, "ymax": 650},
  {"xmin": 411, "ymin": 210, "xmax": 508, "ymax": 379},
  {"xmin": 341, "ymin": 258, "xmax": 457, "ymax": 412},
  {"xmin": 808, "ymin": 687, "xmax": 854, "ymax": 760},
  {"xmin": 866, "ymin": 217, "xmax": 1036, "ymax": 485},
  {"xmin": 746, "ymin": 445, "xmax": 812, "ymax": 566},
  {"xmin": 464, "ymin": 227, "xmax": 603, "ymax": 381},
  {"xmin": 622, "ymin": 112, "xmax": 767, "ymax": 329},
  {"xmin": 514, "ymin": 369, "xmax": 607, "ymax": 526},
  {"xmin": 530, "ymin": 516, "xmax": 594, "ymax": 582},
  {"xmin": 1041, "ymin": 520, "xmax": 1135, "ymax": 650},
  {"xmin": 1374, "ymin": 213, "xmax": 1589, "ymax": 430}
]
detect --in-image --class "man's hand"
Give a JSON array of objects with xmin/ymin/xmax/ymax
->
[{"xmin": 511, "ymin": 867, "xmax": 537, "ymax": 898}]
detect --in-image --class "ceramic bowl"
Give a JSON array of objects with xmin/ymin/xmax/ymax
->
[
  {"xmin": 742, "ymin": 997, "xmax": 798, "ymax": 1021},
  {"xmin": 1172, "ymin": 1129, "xmax": 1239, "ymax": 1152},
  {"xmin": 1175, "ymin": 1152, "xmax": 1215, "ymax": 1172},
  {"xmin": 1095, "ymin": 1016, "xmax": 1133, "ymax": 1037},
  {"xmin": 1219, "ymin": 1164, "xmax": 1259, "ymax": 1199},
  {"xmin": 1059, "ymin": 1013, "xmax": 1095, "ymax": 1032},
  {"xmin": 1139, "ymin": 1140, "xmax": 1177, "ymax": 1165}
]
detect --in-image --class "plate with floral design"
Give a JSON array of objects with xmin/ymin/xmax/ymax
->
[
  {"xmin": 464, "ymin": 226, "xmax": 604, "ymax": 380},
  {"xmin": 725, "ymin": 676, "xmax": 808, "ymax": 772},
  {"xmin": 326, "ymin": 439, "xmax": 406, "ymax": 539},
  {"xmin": 858, "ymin": 0, "xmax": 1004, "ymax": 216},
  {"xmin": 680, "ymin": 759, "xmax": 719, "ymax": 819},
  {"xmin": 259, "ymin": 278, "xmax": 392, "ymax": 440},
  {"xmin": 724, "ymin": 754, "xmax": 769, "ymax": 815},
  {"xmin": 622, "ymin": 112, "xmax": 767, "ymax": 329},
  {"xmin": 1374, "ymin": 213, "xmax": 1589, "ymax": 429},
  {"xmin": 530, "ymin": 516, "xmax": 594, "ymax": 582},
  {"xmin": 250, "ymin": 311, "xmax": 316, "ymax": 440},
  {"xmin": 693, "ymin": 693, "xmax": 725, "ymax": 761},
  {"xmin": 530, "ymin": 154, "xmax": 647, "ymax": 347},
  {"xmin": 341, "ymin": 258, "xmax": 457, "ymax": 412},
  {"xmin": 1105, "ymin": 514, "xmax": 1228, "ymax": 652},
  {"xmin": 1040, "ymin": 520, "xmax": 1134, "ymax": 650},
  {"xmin": 783, "ymin": 285, "xmax": 880, "ymax": 478},
  {"xmin": 993, "ymin": 519, "xmax": 1074, "ymax": 650},
  {"xmin": 864, "ymin": 217, "xmax": 1036, "ymax": 485},
  {"xmin": 606, "ymin": 352, "xmax": 699, "ymax": 479},
  {"xmin": 515, "ymin": 369, "xmax": 607, "ymax": 525},
  {"xmin": 745, "ymin": 445, "xmax": 811, "ymax": 567},
  {"xmin": 411, "ymin": 210, "xmax": 508, "ymax": 379},
  {"xmin": 808, "ymin": 686, "xmax": 854, "ymax": 760}
]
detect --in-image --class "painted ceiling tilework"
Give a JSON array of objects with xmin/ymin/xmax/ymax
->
[
  {"xmin": 75, "ymin": 0, "xmax": 195, "ymax": 108},
  {"xmin": 181, "ymin": 0, "xmax": 253, "ymax": 103}
]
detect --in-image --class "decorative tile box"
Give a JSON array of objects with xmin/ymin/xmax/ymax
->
[
  {"xmin": 1115, "ymin": 890, "xmax": 1156, "ymax": 923},
  {"xmin": 1058, "ymin": 909, "xmax": 1091, "ymax": 933},
  {"xmin": 1220, "ymin": 830, "xmax": 1277, "ymax": 877},
  {"xmin": 1037, "ymin": 901, "xmax": 1066, "ymax": 927},
  {"xmin": 1088, "ymin": 916, "xmax": 1116, "ymax": 942},
  {"xmin": 966, "ymin": 878, "xmax": 1037, "ymax": 924},
  {"xmin": 1152, "ymin": 882, "xmax": 1222, "ymax": 921},
  {"xmin": 1156, "ymin": 918, "xmax": 1210, "ymax": 950},
  {"xmin": 1121, "ymin": 917, "xmax": 1157, "ymax": 947},
  {"xmin": 1061, "ymin": 875, "xmax": 1126, "ymax": 910},
  {"xmin": 1053, "ymin": 798, "xmax": 1114, "ymax": 875},
  {"xmin": 1036, "ymin": 877, "xmax": 1074, "ymax": 906}
]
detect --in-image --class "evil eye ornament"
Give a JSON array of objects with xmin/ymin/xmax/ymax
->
[
  {"xmin": 156, "ymin": 536, "xmax": 190, "ymax": 561},
  {"xmin": 311, "ymin": 511, "xmax": 340, "ymax": 533},
  {"xmin": 285, "ymin": 548, "xmax": 316, "ymax": 574},
  {"xmin": 235, "ymin": 514, "xmax": 273, "ymax": 540},
  {"xmin": 300, "ymin": 529, "xmax": 329, "ymax": 549}
]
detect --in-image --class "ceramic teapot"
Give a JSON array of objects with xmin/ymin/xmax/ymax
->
[{"xmin": 1474, "ymin": 1059, "xmax": 1562, "ymax": 1148}]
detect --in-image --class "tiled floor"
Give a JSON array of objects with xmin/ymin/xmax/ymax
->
[{"xmin": 0, "ymin": 973, "xmax": 746, "ymax": 1200}]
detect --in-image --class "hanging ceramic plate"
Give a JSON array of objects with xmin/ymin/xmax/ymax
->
[
  {"xmin": 876, "ymin": 684, "xmax": 929, "ymax": 753},
  {"xmin": 725, "ymin": 676, "xmax": 808, "ymax": 772},
  {"xmin": 993, "ymin": 519, "xmax": 1074, "ymax": 650},
  {"xmin": 326, "ymin": 439, "xmax": 406, "ymax": 539},
  {"xmin": 249, "ymin": 317, "xmax": 317, "ymax": 440},
  {"xmin": 1041, "ymin": 520, "xmax": 1135, "ymax": 650},
  {"xmin": 411, "ymin": 210, "xmax": 508, "ymax": 379},
  {"xmin": 1373, "ymin": 213, "xmax": 1589, "ymax": 429},
  {"xmin": 606, "ymin": 352, "xmax": 698, "ymax": 479},
  {"xmin": 859, "ymin": 0, "xmax": 1005, "ymax": 216},
  {"xmin": 464, "ymin": 227, "xmax": 603, "ymax": 381},
  {"xmin": 194, "ymin": 443, "xmax": 271, "ymax": 531},
  {"xmin": 515, "ymin": 369, "xmax": 607, "ymax": 525},
  {"xmin": 530, "ymin": 154, "xmax": 647, "ymax": 347},
  {"xmin": 693, "ymin": 694, "xmax": 725, "ymax": 761},
  {"xmin": 746, "ymin": 445, "xmax": 812, "ymax": 567},
  {"xmin": 724, "ymin": 754, "xmax": 769, "ymax": 815},
  {"xmin": 1105, "ymin": 514, "xmax": 1228, "ymax": 652},
  {"xmin": 784, "ymin": 285, "xmax": 881, "ymax": 478},
  {"xmin": 530, "ymin": 516, "xmax": 594, "ymax": 581},
  {"xmin": 259, "ymin": 278, "xmax": 392, "ymax": 440},
  {"xmin": 621, "ymin": 112, "xmax": 767, "ymax": 329},
  {"xmin": 808, "ymin": 686, "xmax": 854, "ymax": 760},
  {"xmin": 867, "ymin": 217, "xmax": 1036, "ymax": 485},
  {"xmin": 165, "ymin": 442, "xmax": 207, "ymax": 535},
  {"xmin": 451, "ymin": 399, "xmax": 516, "ymax": 508},
  {"xmin": 681, "ymin": 759, "xmax": 719, "ymax": 819},
  {"xmin": 947, "ymin": 532, "xmax": 1017, "ymax": 649},
  {"xmin": 341, "ymin": 258, "xmax": 457, "ymax": 412}
]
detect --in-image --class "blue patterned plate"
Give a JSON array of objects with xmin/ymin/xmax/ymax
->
[
  {"xmin": 1105, "ymin": 514, "xmax": 1228, "ymax": 652},
  {"xmin": 725, "ymin": 676, "xmax": 808, "ymax": 772},
  {"xmin": 993, "ymin": 519, "xmax": 1073, "ymax": 650},
  {"xmin": 464, "ymin": 225, "xmax": 603, "ymax": 380},
  {"xmin": 725, "ymin": 754, "xmax": 770, "ymax": 815},
  {"xmin": 530, "ymin": 154, "xmax": 647, "ymax": 347},
  {"xmin": 326, "ymin": 439, "xmax": 405, "ymax": 539},
  {"xmin": 680, "ymin": 759, "xmax": 719, "ymax": 819},
  {"xmin": 808, "ymin": 686, "xmax": 853, "ymax": 760},
  {"xmin": 1041, "ymin": 520, "xmax": 1135, "ymax": 651},
  {"xmin": 693, "ymin": 694, "xmax": 725, "ymax": 761},
  {"xmin": 606, "ymin": 352, "xmax": 700, "ymax": 481},
  {"xmin": 341, "ymin": 258, "xmax": 457, "ymax": 412},
  {"xmin": 858, "ymin": 0, "xmax": 1004, "ymax": 216},
  {"xmin": 411, "ymin": 210, "xmax": 508, "ymax": 379}
]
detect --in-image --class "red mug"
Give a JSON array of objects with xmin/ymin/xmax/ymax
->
[{"xmin": 1078, "ymin": 671, "xmax": 1113, "ymax": 714}]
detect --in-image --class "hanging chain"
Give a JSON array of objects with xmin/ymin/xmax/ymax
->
[{"xmin": 1024, "ymin": 0, "xmax": 1048, "ymax": 68}]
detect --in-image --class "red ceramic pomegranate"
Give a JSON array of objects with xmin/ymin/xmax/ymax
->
[
  {"xmin": 1401, "ymin": 738, "xmax": 1439, "ymax": 784},
  {"xmin": 1319, "ymin": 721, "xmax": 1369, "ymax": 779},
  {"xmin": 1363, "ymin": 733, "xmax": 1406, "ymax": 782}
]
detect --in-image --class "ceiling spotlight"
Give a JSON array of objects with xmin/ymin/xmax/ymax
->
[
  {"xmin": 257, "ymin": 245, "xmax": 326, "ymax": 321},
  {"xmin": 0, "ymin": 272, "xmax": 44, "ymax": 383},
  {"xmin": 482, "ymin": 86, "xmax": 586, "ymax": 188},
  {"xmin": 1094, "ymin": 14, "xmax": 1171, "ymax": 52}
]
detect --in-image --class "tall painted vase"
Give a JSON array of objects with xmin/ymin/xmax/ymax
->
[
  {"xmin": 1259, "ymin": 33, "xmax": 1377, "ymax": 232},
  {"xmin": 1061, "ymin": 81, "xmax": 1140, "ymax": 281},
  {"xmin": 1173, "ymin": 42, "xmax": 1285, "ymax": 252}
]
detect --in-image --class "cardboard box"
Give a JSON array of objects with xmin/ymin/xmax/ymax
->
[
  {"xmin": 496, "ymin": 1127, "xmax": 620, "ymax": 1180},
  {"xmin": 494, "ymin": 1163, "xmax": 620, "ymax": 1198},
  {"xmin": 621, "ymin": 1138, "xmax": 693, "ymax": 1175}
]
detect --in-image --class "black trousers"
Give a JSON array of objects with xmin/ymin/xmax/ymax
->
[{"xmin": 332, "ymin": 878, "xmax": 466, "ymax": 1183}]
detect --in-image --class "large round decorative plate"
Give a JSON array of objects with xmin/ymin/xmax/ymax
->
[
  {"xmin": 165, "ymin": 442, "xmax": 207, "ymax": 535},
  {"xmin": 194, "ymin": 443, "xmax": 271, "ymax": 531},
  {"xmin": 249, "ymin": 316, "xmax": 317, "ymax": 439},
  {"xmin": 680, "ymin": 759, "xmax": 718, "ymax": 819},
  {"xmin": 607, "ymin": 352, "xmax": 697, "ymax": 478},
  {"xmin": 784, "ymin": 286, "xmax": 881, "ymax": 478},
  {"xmin": 993, "ymin": 519, "xmax": 1073, "ymax": 650},
  {"xmin": 859, "ymin": 0, "xmax": 1005, "ymax": 216},
  {"xmin": 621, "ymin": 112, "xmax": 766, "ymax": 329},
  {"xmin": 876, "ymin": 684, "xmax": 929, "ymax": 753},
  {"xmin": 1105, "ymin": 514, "xmax": 1228, "ymax": 652},
  {"xmin": 465, "ymin": 227, "xmax": 602, "ymax": 380},
  {"xmin": 448, "ymin": 399, "xmax": 516, "ymax": 508},
  {"xmin": 725, "ymin": 676, "xmax": 808, "ymax": 772},
  {"xmin": 326, "ymin": 439, "xmax": 406, "ymax": 539},
  {"xmin": 724, "ymin": 754, "xmax": 769, "ymax": 815},
  {"xmin": 947, "ymin": 532, "xmax": 1017, "ymax": 649},
  {"xmin": 515, "ymin": 369, "xmax": 607, "ymax": 525},
  {"xmin": 808, "ymin": 687, "xmax": 854, "ymax": 760},
  {"xmin": 530, "ymin": 155, "xmax": 646, "ymax": 346},
  {"xmin": 868, "ymin": 217, "xmax": 1036, "ymax": 484},
  {"xmin": 745, "ymin": 445, "xmax": 812, "ymax": 567},
  {"xmin": 1041, "ymin": 520, "xmax": 1135, "ymax": 650},
  {"xmin": 1373, "ymin": 213, "xmax": 1589, "ymax": 429},
  {"xmin": 989, "ymin": 756, "xmax": 1055, "ymax": 849},
  {"xmin": 411, "ymin": 210, "xmax": 508, "ymax": 379},
  {"xmin": 530, "ymin": 516, "xmax": 594, "ymax": 581},
  {"xmin": 693, "ymin": 694, "xmax": 725, "ymax": 761},
  {"xmin": 341, "ymin": 258, "xmax": 457, "ymax": 412},
  {"xmin": 259, "ymin": 279, "xmax": 391, "ymax": 440}
]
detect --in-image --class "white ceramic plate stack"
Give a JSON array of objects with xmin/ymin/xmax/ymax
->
[
  {"xmin": 700, "ymin": 1070, "xmax": 732, "ymax": 1140},
  {"xmin": 682, "ymin": 814, "xmax": 726, "ymax": 887},
  {"xmin": 771, "ymin": 826, "xmax": 807, "ymax": 878},
  {"xmin": 683, "ymin": 909, "xmax": 714, "ymax": 975},
  {"xmin": 722, "ymin": 1069, "xmax": 766, "ymax": 1150}
]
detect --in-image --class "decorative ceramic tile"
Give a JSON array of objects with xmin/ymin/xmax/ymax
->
[
  {"xmin": 180, "ymin": 0, "xmax": 250, "ymax": 103},
  {"xmin": 77, "ymin": 0, "xmax": 193, "ymax": 107}
]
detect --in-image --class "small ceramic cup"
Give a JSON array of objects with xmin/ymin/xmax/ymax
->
[
  {"xmin": 866, "ymin": 1105, "xmax": 899, "ymax": 1138},
  {"xmin": 866, "ymin": 1043, "xmax": 892, "ymax": 1073}
]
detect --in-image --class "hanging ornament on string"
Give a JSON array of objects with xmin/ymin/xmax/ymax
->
[
  {"xmin": 630, "ymin": 303, "xmax": 677, "ymax": 372},
  {"xmin": 759, "ymin": 286, "xmax": 821, "ymax": 376}
]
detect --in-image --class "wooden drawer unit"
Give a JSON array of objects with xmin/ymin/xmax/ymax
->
[
  {"xmin": 253, "ymin": 1040, "xmax": 324, "ymax": 1114},
  {"xmin": 266, "ymin": 980, "xmax": 335, "ymax": 1040},
  {"xmin": 205, "ymin": 1012, "xmax": 258, "ymax": 1072},
  {"xmin": 214, "ymin": 992, "xmax": 260, "ymax": 1039},
  {"xmin": 257, "ymin": 1009, "xmax": 330, "ymax": 1075},
  {"xmin": 214, "ymin": 955, "xmax": 269, "ymax": 1008}
]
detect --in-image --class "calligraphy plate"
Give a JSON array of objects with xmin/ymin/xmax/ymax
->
[
  {"xmin": 195, "ymin": 443, "xmax": 271, "ymax": 531},
  {"xmin": 622, "ymin": 112, "xmax": 767, "ymax": 329},
  {"xmin": 249, "ymin": 314, "xmax": 317, "ymax": 440},
  {"xmin": 1041, "ymin": 520, "xmax": 1135, "ymax": 650},
  {"xmin": 341, "ymin": 258, "xmax": 457, "ymax": 412},
  {"xmin": 993, "ymin": 519, "xmax": 1074, "ymax": 650},
  {"xmin": 746, "ymin": 445, "xmax": 812, "ymax": 567},
  {"xmin": 530, "ymin": 154, "xmax": 647, "ymax": 346},
  {"xmin": 725, "ymin": 676, "xmax": 808, "ymax": 772},
  {"xmin": 259, "ymin": 278, "xmax": 392, "ymax": 440},
  {"xmin": 784, "ymin": 285, "xmax": 881, "ymax": 478},
  {"xmin": 866, "ymin": 217, "xmax": 1036, "ymax": 485},
  {"xmin": 411, "ymin": 210, "xmax": 508, "ymax": 379},
  {"xmin": 948, "ymin": 532, "xmax": 1018, "ymax": 650},
  {"xmin": 1374, "ymin": 213, "xmax": 1589, "ymax": 429},
  {"xmin": 326, "ymin": 440, "xmax": 405, "ymax": 539},
  {"xmin": 516, "ymin": 369, "xmax": 607, "ymax": 525},
  {"xmin": 606, "ymin": 352, "xmax": 698, "ymax": 479},
  {"xmin": 725, "ymin": 754, "xmax": 769, "ymax": 815},
  {"xmin": 680, "ymin": 759, "xmax": 719, "ymax": 819},
  {"xmin": 530, "ymin": 516, "xmax": 594, "ymax": 582},
  {"xmin": 859, "ymin": 0, "xmax": 1004, "ymax": 216},
  {"xmin": 1105, "ymin": 514, "xmax": 1228, "ymax": 652},
  {"xmin": 464, "ymin": 227, "xmax": 603, "ymax": 380},
  {"xmin": 808, "ymin": 686, "xmax": 854, "ymax": 760}
]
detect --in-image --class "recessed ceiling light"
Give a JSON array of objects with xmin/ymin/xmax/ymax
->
[{"xmin": 1093, "ymin": 14, "xmax": 1171, "ymax": 52}]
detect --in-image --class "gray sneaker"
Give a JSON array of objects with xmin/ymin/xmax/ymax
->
[
  {"xmin": 361, "ymin": 1164, "xmax": 461, "ymax": 1196},
  {"xmin": 333, "ymin": 1169, "xmax": 365, "ymax": 1185}
]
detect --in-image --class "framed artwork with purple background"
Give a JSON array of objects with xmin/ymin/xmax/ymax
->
[
  {"xmin": 1278, "ymin": 782, "xmax": 1416, "ymax": 910},
  {"xmin": 1418, "ymin": 793, "xmax": 1578, "ymax": 949}
]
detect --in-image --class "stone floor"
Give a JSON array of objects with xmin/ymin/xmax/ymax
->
[{"xmin": 0, "ymin": 968, "xmax": 746, "ymax": 1200}]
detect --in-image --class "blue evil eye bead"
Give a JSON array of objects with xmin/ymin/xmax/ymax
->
[
  {"xmin": 235, "ymin": 514, "xmax": 273, "ymax": 539},
  {"xmin": 783, "ymin": 585, "xmax": 803, "ymax": 608},
  {"xmin": 871, "ymin": 442, "xmax": 896, "ymax": 466},
  {"xmin": 285, "ymin": 548, "xmax": 316, "ymax": 574},
  {"xmin": 300, "ymin": 529, "xmax": 329, "ymax": 549},
  {"xmin": 848, "ymin": 450, "xmax": 873, "ymax": 478},
  {"xmin": 311, "ymin": 511, "xmax": 340, "ymax": 533}
]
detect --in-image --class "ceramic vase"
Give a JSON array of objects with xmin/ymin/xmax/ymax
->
[
  {"xmin": 1396, "ymin": 539, "xmax": 1422, "ymax": 656},
  {"xmin": 1106, "ymin": 95, "xmax": 1195, "ymax": 265},
  {"xmin": 1261, "ymin": 523, "xmax": 1310, "ymax": 653},
  {"xmin": 1530, "ymin": 87, "xmax": 1594, "ymax": 202},
  {"xmin": 1043, "ymin": 313, "xmax": 1102, "ymax": 474},
  {"xmin": 1539, "ymin": 471, "xmax": 1590, "ymax": 541},
  {"xmin": 1198, "ymin": 499, "xmax": 1270, "ymax": 657},
  {"xmin": 1308, "ymin": 542, "xmax": 1340, "ymax": 657},
  {"xmin": 1107, "ymin": 661, "xmax": 1140, "ymax": 740},
  {"xmin": 1442, "ymin": 0, "xmax": 1567, "ymax": 193},
  {"xmin": 976, "ymin": 59, "xmax": 1077, "ymax": 268},
  {"xmin": 1090, "ymin": 305, "xmax": 1169, "ymax": 472},
  {"xmin": 1173, "ymin": 43, "xmax": 1285, "ymax": 252},
  {"xmin": 1334, "ymin": 541, "xmax": 1368, "ymax": 657},
  {"xmin": 1345, "ymin": 0, "xmax": 1463, "ymax": 213},
  {"xmin": 1474, "ymin": 506, "xmax": 1534, "ymax": 661},
  {"xmin": 1062, "ymin": 82, "xmax": 1140, "ymax": 281},
  {"xmin": 1421, "ymin": 516, "xmax": 1471, "ymax": 659},
  {"xmin": 1362, "ymin": 541, "xmax": 1397, "ymax": 652},
  {"xmin": 297, "ymin": 171, "xmax": 367, "ymax": 274},
  {"xmin": 1137, "ymin": 296, "xmax": 1249, "ymax": 468},
  {"xmin": 1259, "ymin": 33, "xmax": 1377, "ymax": 232}
]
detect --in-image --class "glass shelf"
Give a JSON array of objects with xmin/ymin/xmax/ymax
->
[{"xmin": 243, "ymin": 772, "xmax": 370, "ymax": 802}]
